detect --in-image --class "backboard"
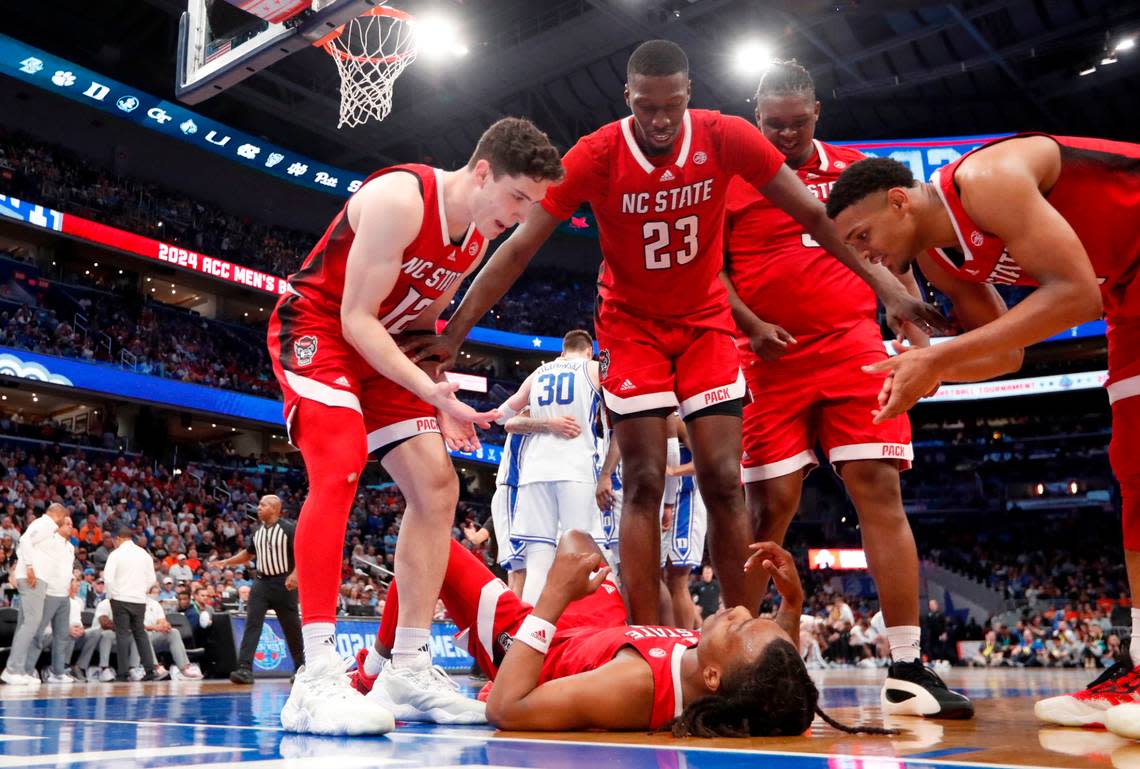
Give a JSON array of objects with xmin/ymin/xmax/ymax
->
[{"xmin": 175, "ymin": 0, "xmax": 383, "ymax": 104}]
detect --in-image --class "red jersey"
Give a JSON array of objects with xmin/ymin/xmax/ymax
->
[
  {"xmin": 541, "ymin": 109, "xmax": 785, "ymax": 322},
  {"xmin": 725, "ymin": 140, "xmax": 881, "ymax": 366},
  {"xmin": 285, "ymin": 163, "xmax": 486, "ymax": 334},
  {"xmin": 539, "ymin": 623, "xmax": 700, "ymax": 730},
  {"xmin": 928, "ymin": 133, "xmax": 1140, "ymax": 319}
]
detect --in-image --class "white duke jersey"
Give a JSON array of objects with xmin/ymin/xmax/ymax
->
[
  {"xmin": 519, "ymin": 358, "xmax": 601, "ymax": 485},
  {"xmin": 496, "ymin": 433, "xmax": 526, "ymax": 488}
]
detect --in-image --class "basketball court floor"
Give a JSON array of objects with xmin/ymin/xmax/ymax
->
[{"xmin": 0, "ymin": 668, "xmax": 1129, "ymax": 768}]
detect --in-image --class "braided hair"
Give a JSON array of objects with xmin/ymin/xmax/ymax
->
[
  {"xmin": 755, "ymin": 59, "xmax": 816, "ymax": 102},
  {"xmin": 662, "ymin": 639, "xmax": 899, "ymax": 738}
]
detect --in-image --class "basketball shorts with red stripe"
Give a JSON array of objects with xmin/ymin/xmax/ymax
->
[
  {"xmin": 740, "ymin": 347, "xmax": 912, "ymax": 483},
  {"xmin": 267, "ymin": 297, "xmax": 439, "ymax": 452},
  {"xmin": 596, "ymin": 299, "xmax": 744, "ymax": 419}
]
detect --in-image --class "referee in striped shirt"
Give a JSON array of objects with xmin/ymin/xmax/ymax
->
[{"xmin": 215, "ymin": 495, "xmax": 303, "ymax": 683}]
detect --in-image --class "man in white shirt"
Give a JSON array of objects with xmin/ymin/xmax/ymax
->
[
  {"xmin": 103, "ymin": 528, "xmax": 159, "ymax": 681},
  {"xmin": 76, "ymin": 598, "xmax": 118, "ymax": 683},
  {"xmin": 1, "ymin": 502, "xmax": 68, "ymax": 686},
  {"xmin": 31, "ymin": 518, "xmax": 77, "ymax": 683},
  {"xmin": 168, "ymin": 555, "xmax": 193, "ymax": 583},
  {"xmin": 141, "ymin": 588, "xmax": 202, "ymax": 680}
]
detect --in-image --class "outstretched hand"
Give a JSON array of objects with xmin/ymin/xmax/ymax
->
[
  {"xmin": 862, "ymin": 347, "xmax": 942, "ymax": 423},
  {"xmin": 882, "ymin": 293, "xmax": 952, "ymax": 338},
  {"xmin": 398, "ymin": 332, "xmax": 461, "ymax": 375},
  {"xmin": 423, "ymin": 380, "xmax": 498, "ymax": 429},
  {"xmin": 545, "ymin": 551, "xmax": 611, "ymax": 604},
  {"xmin": 745, "ymin": 541, "xmax": 804, "ymax": 606}
]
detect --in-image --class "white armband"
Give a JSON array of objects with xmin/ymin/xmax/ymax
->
[
  {"xmin": 515, "ymin": 614, "xmax": 556, "ymax": 655},
  {"xmin": 495, "ymin": 402, "xmax": 518, "ymax": 426}
]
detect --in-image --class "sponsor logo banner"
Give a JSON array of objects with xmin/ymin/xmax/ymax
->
[
  {"xmin": 232, "ymin": 616, "xmax": 474, "ymax": 675},
  {"xmin": 0, "ymin": 34, "xmax": 365, "ymax": 196}
]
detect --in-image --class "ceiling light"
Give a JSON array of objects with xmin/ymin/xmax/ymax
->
[
  {"xmin": 733, "ymin": 39, "xmax": 774, "ymax": 77},
  {"xmin": 1116, "ymin": 37, "xmax": 1136, "ymax": 52},
  {"xmin": 1079, "ymin": 65, "xmax": 1097, "ymax": 76},
  {"xmin": 412, "ymin": 14, "xmax": 467, "ymax": 59},
  {"xmin": 1101, "ymin": 56, "xmax": 1118, "ymax": 65}
]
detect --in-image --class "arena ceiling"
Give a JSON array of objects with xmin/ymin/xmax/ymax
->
[{"xmin": 4, "ymin": 0, "xmax": 1140, "ymax": 170}]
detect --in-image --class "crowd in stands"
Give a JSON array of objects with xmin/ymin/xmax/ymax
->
[
  {"xmin": 0, "ymin": 264, "xmax": 277, "ymax": 397},
  {"xmin": 0, "ymin": 440, "xmax": 485, "ymax": 624},
  {"xmin": 0, "ymin": 131, "xmax": 315, "ymax": 280}
]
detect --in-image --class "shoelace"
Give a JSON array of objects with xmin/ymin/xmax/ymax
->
[
  {"xmin": 1087, "ymin": 662, "xmax": 1140, "ymax": 695},
  {"xmin": 896, "ymin": 661, "xmax": 949, "ymax": 690},
  {"xmin": 307, "ymin": 657, "xmax": 361, "ymax": 701},
  {"xmin": 403, "ymin": 664, "xmax": 461, "ymax": 693}
]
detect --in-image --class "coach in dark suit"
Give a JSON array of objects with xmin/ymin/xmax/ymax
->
[{"xmin": 214, "ymin": 495, "xmax": 303, "ymax": 683}]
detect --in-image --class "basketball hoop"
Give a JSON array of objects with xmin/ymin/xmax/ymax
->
[{"xmin": 314, "ymin": 5, "xmax": 416, "ymax": 128}]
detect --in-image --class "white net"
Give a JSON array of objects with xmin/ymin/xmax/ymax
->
[{"xmin": 320, "ymin": 7, "xmax": 417, "ymax": 128}]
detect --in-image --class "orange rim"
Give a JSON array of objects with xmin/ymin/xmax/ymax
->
[{"xmin": 312, "ymin": 5, "xmax": 414, "ymax": 56}]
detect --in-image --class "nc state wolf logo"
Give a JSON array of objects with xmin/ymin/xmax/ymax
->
[{"xmin": 293, "ymin": 335, "xmax": 318, "ymax": 367}]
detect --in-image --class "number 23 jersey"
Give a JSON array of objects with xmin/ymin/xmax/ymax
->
[{"xmin": 540, "ymin": 109, "xmax": 784, "ymax": 324}]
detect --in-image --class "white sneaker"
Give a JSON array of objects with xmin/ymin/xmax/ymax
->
[
  {"xmin": 128, "ymin": 666, "xmax": 146, "ymax": 682},
  {"xmin": 99, "ymin": 668, "xmax": 117, "ymax": 683},
  {"xmin": 45, "ymin": 672, "xmax": 76, "ymax": 685},
  {"xmin": 1107, "ymin": 703, "xmax": 1140, "ymax": 740},
  {"xmin": 86, "ymin": 666, "xmax": 101, "ymax": 683},
  {"xmin": 280, "ymin": 652, "xmax": 395, "ymax": 736},
  {"xmin": 1, "ymin": 668, "xmax": 39, "ymax": 687},
  {"xmin": 367, "ymin": 660, "xmax": 486, "ymax": 724},
  {"xmin": 152, "ymin": 665, "xmax": 170, "ymax": 681},
  {"xmin": 171, "ymin": 664, "xmax": 204, "ymax": 681}
]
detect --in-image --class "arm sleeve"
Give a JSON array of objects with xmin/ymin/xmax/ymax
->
[
  {"xmin": 718, "ymin": 114, "xmax": 785, "ymax": 191},
  {"xmin": 539, "ymin": 135, "xmax": 606, "ymax": 221}
]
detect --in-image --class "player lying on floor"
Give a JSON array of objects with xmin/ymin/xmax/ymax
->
[{"xmin": 351, "ymin": 530, "xmax": 895, "ymax": 736}]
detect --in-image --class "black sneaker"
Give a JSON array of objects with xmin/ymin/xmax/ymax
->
[
  {"xmin": 881, "ymin": 659, "xmax": 974, "ymax": 719},
  {"xmin": 229, "ymin": 667, "xmax": 255, "ymax": 685}
]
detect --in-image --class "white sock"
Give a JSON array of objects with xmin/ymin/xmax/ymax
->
[
  {"xmin": 301, "ymin": 622, "xmax": 338, "ymax": 665},
  {"xmin": 391, "ymin": 627, "xmax": 431, "ymax": 670},
  {"xmin": 886, "ymin": 625, "xmax": 922, "ymax": 664},
  {"xmin": 363, "ymin": 647, "xmax": 386, "ymax": 677},
  {"xmin": 1131, "ymin": 609, "xmax": 1140, "ymax": 667},
  {"xmin": 521, "ymin": 542, "xmax": 556, "ymax": 605}
]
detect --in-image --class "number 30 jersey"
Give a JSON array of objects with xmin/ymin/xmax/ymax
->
[
  {"xmin": 518, "ymin": 358, "xmax": 602, "ymax": 485},
  {"xmin": 540, "ymin": 109, "xmax": 784, "ymax": 322},
  {"xmin": 285, "ymin": 163, "xmax": 486, "ymax": 334}
]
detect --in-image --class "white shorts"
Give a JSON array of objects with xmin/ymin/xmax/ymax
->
[
  {"xmin": 662, "ymin": 483, "xmax": 707, "ymax": 569},
  {"xmin": 514, "ymin": 480, "xmax": 606, "ymax": 545},
  {"xmin": 490, "ymin": 484, "xmax": 525, "ymax": 571}
]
